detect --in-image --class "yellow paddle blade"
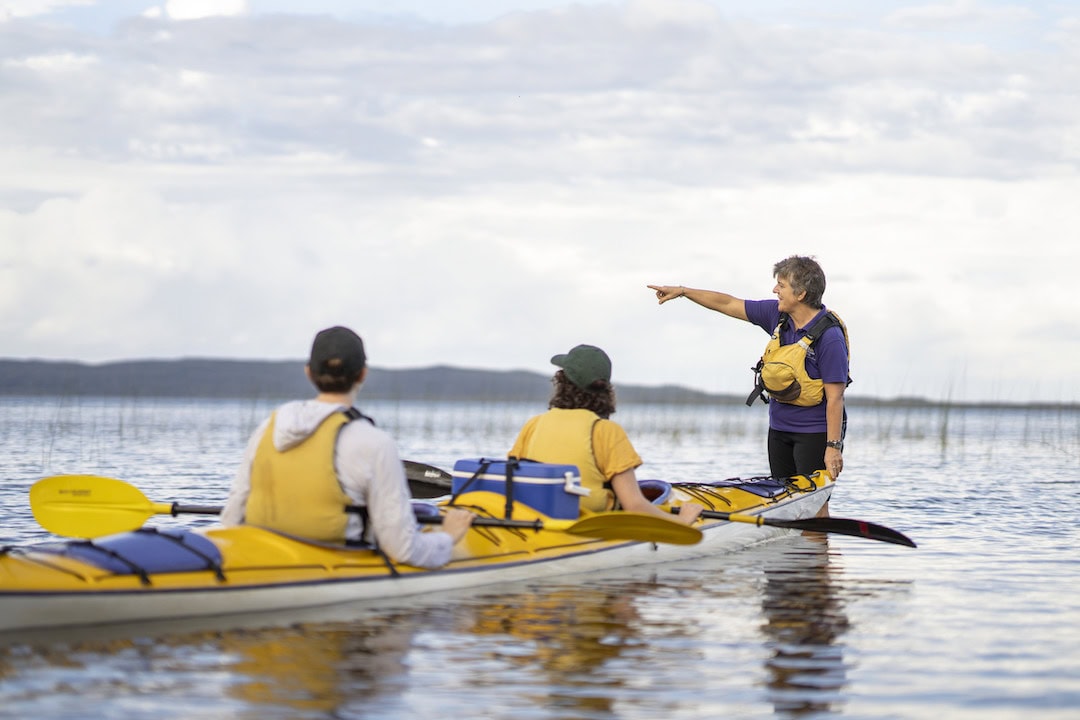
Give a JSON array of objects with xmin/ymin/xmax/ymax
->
[
  {"xmin": 30, "ymin": 475, "xmax": 170, "ymax": 538},
  {"xmin": 561, "ymin": 512, "xmax": 702, "ymax": 545}
]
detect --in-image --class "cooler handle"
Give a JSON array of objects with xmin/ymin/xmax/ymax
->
[{"xmin": 563, "ymin": 471, "xmax": 591, "ymax": 497}]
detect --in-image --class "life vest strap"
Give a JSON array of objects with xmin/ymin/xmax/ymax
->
[{"xmin": 746, "ymin": 359, "xmax": 768, "ymax": 406}]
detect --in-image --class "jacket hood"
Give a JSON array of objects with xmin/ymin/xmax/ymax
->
[{"xmin": 271, "ymin": 400, "xmax": 347, "ymax": 451}]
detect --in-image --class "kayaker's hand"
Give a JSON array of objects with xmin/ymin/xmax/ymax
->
[
  {"xmin": 441, "ymin": 508, "xmax": 475, "ymax": 544},
  {"xmin": 647, "ymin": 284, "xmax": 686, "ymax": 304},
  {"xmin": 676, "ymin": 502, "xmax": 704, "ymax": 525},
  {"xmin": 825, "ymin": 446, "xmax": 843, "ymax": 478}
]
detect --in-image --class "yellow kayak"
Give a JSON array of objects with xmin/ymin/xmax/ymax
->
[{"xmin": 0, "ymin": 470, "xmax": 876, "ymax": 635}]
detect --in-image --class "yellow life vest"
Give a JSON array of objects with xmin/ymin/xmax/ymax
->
[
  {"xmin": 246, "ymin": 411, "xmax": 354, "ymax": 542},
  {"xmin": 515, "ymin": 408, "xmax": 613, "ymax": 513},
  {"xmin": 748, "ymin": 311, "xmax": 850, "ymax": 408}
]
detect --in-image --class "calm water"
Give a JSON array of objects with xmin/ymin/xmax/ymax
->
[{"xmin": 1, "ymin": 396, "xmax": 1078, "ymax": 719}]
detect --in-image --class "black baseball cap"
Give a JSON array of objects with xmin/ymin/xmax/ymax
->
[{"xmin": 309, "ymin": 326, "xmax": 366, "ymax": 378}]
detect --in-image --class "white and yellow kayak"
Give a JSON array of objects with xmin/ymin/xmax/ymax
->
[{"xmin": 0, "ymin": 468, "xmax": 912, "ymax": 635}]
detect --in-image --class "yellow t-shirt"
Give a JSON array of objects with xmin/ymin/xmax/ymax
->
[
  {"xmin": 509, "ymin": 408, "xmax": 643, "ymax": 512},
  {"xmin": 591, "ymin": 418, "xmax": 643, "ymax": 478}
]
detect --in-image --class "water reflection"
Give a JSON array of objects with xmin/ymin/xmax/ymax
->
[
  {"xmin": 221, "ymin": 619, "xmax": 416, "ymax": 718},
  {"xmin": 0, "ymin": 607, "xmax": 423, "ymax": 719},
  {"xmin": 456, "ymin": 582, "xmax": 648, "ymax": 717},
  {"xmin": 759, "ymin": 536, "xmax": 850, "ymax": 716}
]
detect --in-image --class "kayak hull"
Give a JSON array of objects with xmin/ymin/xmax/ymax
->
[{"xmin": 1, "ymin": 474, "xmax": 832, "ymax": 635}]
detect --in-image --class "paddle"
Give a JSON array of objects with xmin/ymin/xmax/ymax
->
[
  {"xmin": 30, "ymin": 475, "xmax": 219, "ymax": 538},
  {"xmin": 416, "ymin": 512, "xmax": 701, "ymax": 544},
  {"xmin": 26, "ymin": 459, "xmax": 451, "ymax": 535},
  {"xmin": 30, "ymin": 475, "xmax": 703, "ymax": 545},
  {"xmin": 403, "ymin": 460, "xmax": 453, "ymax": 498},
  {"xmin": 677, "ymin": 507, "xmax": 916, "ymax": 547}
]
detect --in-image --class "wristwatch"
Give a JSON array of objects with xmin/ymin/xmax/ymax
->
[{"xmin": 825, "ymin": 440, "xmax": 844, "ymax": 451}]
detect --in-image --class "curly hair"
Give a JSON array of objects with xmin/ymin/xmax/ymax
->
[
  {"xmin": 548, "ymin": 370, "xmax": 617, "ymax": 419},
  {"xmin": 773, "ymin": 255, "xmax": 826, "ymax": 308}
]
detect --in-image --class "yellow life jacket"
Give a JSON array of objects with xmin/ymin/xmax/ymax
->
[
  {"xmin": 246, "ymin": 410, "xmax": 355, "ymax": 542},
  {"xmin": 747, "ymin": 311, "xmax": 851, "ymax": 408},
  {"xmin": 515, "ymin": 408, "xmax": 613, "ymax": 513}
]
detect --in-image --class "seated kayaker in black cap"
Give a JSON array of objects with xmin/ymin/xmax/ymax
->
[
  {"xmin": 509, "ymin": 344, "xmax": 703, "ymax": 525},
  {"xmin": 221, "ymin": 325, "xmax": 474, "ymax": 567}
]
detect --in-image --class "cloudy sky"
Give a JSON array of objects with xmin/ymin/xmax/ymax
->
[{"xmin": 1, "ymin": 0, "xmax": 1077, "ymax": 404}]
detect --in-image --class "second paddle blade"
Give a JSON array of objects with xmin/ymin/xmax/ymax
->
[{"xmin": 570, "ymin": 512, "xmax": 702, "ymax": 545}]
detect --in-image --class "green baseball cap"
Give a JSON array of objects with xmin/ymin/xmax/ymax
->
[{"xmin": 551, "ymin": 344, "xmax": 612, "ymax": 389}]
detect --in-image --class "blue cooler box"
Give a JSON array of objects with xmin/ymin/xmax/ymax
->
[{"xmin": 451, "ymin": 458, "xmax": 588, "ymax": 519}]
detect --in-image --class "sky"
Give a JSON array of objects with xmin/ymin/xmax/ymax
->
[{"xmin": 1, "ymin": 0, "xmax": 1077, "ymax": 404}]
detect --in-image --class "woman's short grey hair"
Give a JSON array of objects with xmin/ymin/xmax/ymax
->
[{"xmin": 773, "ymin": 255, "xmax": 826, "ymax": 308}]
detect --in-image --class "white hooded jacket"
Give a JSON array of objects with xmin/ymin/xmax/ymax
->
[{"xmin": 221, "ymin": 400, "xmax": 454, "ymax": 569}]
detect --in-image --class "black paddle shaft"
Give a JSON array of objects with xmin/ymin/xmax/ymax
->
[
  {"xmin": 172, "ymin": 504, "xmax": 225, "ymax": 516},
  {"xmin": 166, "ymin": 504, "xmax": 547, "ymax": 531}
]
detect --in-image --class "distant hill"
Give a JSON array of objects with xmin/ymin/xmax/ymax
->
[
  {"xmin": 0, "ymin": 358, "xmax": 735, "ymax": 405},
  {"xmin": 0, "ymin": 358, "xmax": 1070, "ymax": 409}
]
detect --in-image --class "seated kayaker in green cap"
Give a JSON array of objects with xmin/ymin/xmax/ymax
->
[
  {"xmin": 509, "ymin": 344, "xmax": 703, "ymax": 525},
  {"xmin": 221, "ymin": 325, "xmax": 474, "ymax": 567}
]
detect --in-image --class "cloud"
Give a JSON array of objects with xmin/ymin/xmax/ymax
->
[
  {"xmin": 0, "ymin": 0, "xmax": 93, "ymax": 22},
  {"xmin": 143, "ymin": 0, "xmax": 248, "ymax": 21},
  {"xmin": 885, "ymin": 0, "xmax": 1035, "ymax": 30},
  {"xmin": 2, "ymin": 3, "xmax": 1071, "ymax": 185},
  {"xmin": 0, "ymin": 1, "xmax": 1077, "ymax": 403}
]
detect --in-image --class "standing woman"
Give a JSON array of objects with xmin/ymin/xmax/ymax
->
[{"xmin": 648, "ymin": 256, "xmax": 849, "ymax": 516}]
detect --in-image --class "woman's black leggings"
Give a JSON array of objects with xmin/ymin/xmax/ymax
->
[{"xmin": 767, "ymin": 428, "xmax": 827, "ymax": 478}]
